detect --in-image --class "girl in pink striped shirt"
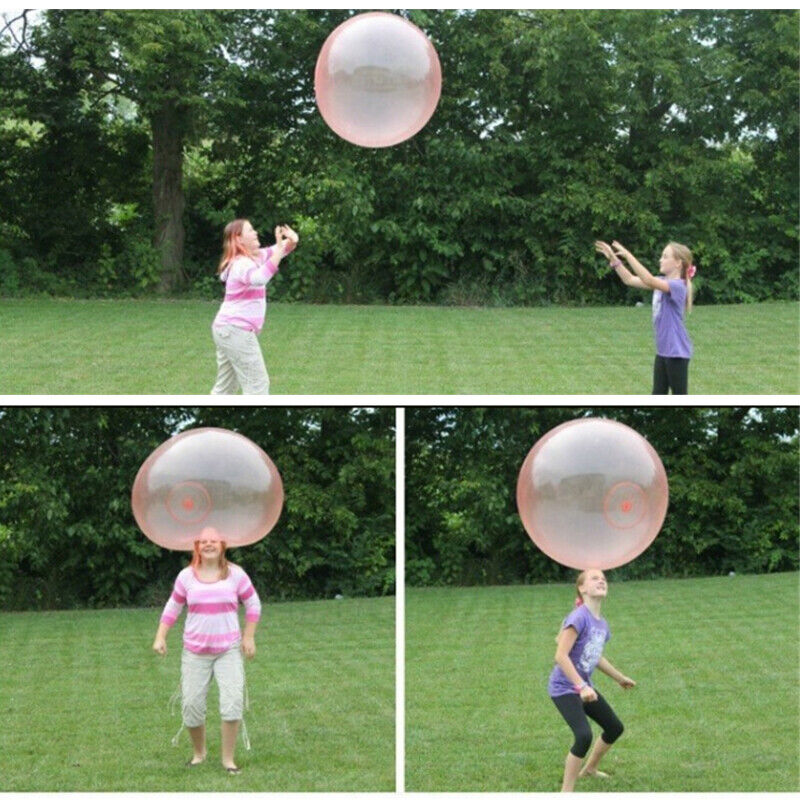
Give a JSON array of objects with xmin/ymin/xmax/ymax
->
[
  {"xmin": 153, "ymin": 530, "xmax": 261, "ymax": 774},
  {"xmin": 210, "ymin": 219, "xmax": 299, "ymax": 395}
]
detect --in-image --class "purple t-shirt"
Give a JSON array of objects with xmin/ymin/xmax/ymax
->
[
  {"xmin": 652, "ymin": 278, "xmax": 693, "ymax": 359},
  {"xmin": 547, "ymin": 605, "xmax": 610, "ymax": 698}
]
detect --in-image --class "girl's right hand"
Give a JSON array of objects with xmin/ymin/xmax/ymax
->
[
  {"xmin": 580, "ymin": 685, "xmax": 598, "ymax": 703},
  {"xmin": 153, "ymin": 638, "xmax": 167, "ymax": 656}
]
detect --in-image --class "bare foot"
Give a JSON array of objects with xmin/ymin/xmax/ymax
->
[
  {"xmin": 187, "ymin": 752, "xmax": 206, "ymax": 766},
  {"xmin": 579, "ymin": 767, "xmax": 610, "ymax": 778}
]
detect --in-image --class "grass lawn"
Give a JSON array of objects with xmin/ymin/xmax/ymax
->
[
  {"xmin": 406, "ymin": 572, "xmax": 800, "ymax": 792},
  {"xmin": 0, "ymin": 595, "xmax": 394, "ymax": 791},
  {"xmin": 1, "ymin": 297, "xmax": 797, "ymax": 394}
]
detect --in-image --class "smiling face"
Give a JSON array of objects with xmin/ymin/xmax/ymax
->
[
  {"xmin": 579, "ymin": 569, "xmax": 608, "ymax": 600},
  {"xmin": 659, "ymin": 245, "xmax": 682, "ymax": 278},
  {"xmin": 196, "ymin": 527, "xmax": 223, "ymax": 559}
]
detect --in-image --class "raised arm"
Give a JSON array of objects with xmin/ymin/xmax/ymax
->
[
  {"xmin": 612, "ymin": 241, "xmax": 670, "ymax": 293},
  {"xmin": 281, "ymin": 224, "xmax": 299, "ymax": 255},
  {"xmin": 595, "ymin": 240, "xmax": 649, "ymax": 289}
]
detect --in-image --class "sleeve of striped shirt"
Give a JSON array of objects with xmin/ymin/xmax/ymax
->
[
  {"xmin": 244, "ymin": 248, "xmax": 280, "ymax": 287},
  {"xmin": 160, "ymin": 575, "xmax": 187, "ymax": 628},
  {"xmin": 237, "ymin": 570, "xmax": 262, "ymax": 623}
]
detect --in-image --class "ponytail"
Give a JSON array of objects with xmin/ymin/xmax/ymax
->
[{"xmin": 667, "ymin": 241, "xmax": 695, "ymax": 313}]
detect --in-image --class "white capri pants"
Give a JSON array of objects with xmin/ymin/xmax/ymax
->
[
  {"xmin": 211, "ymin": 324, "xmax": 270, "ymax": 395},
  {"xmin": 181, "ymin": 645, "xmax": 245, "ymax": 727}
]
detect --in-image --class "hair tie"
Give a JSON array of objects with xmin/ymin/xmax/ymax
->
[
  {"xmin": 687, "ymin": 264, "xmax": 697, "ymax": 279},
  {"xmin": 574, "ymin": 597, "xmax": 583, "ymax": 607}
]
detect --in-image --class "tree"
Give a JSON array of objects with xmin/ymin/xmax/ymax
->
[
  {"xmin": 0, "ymin": 407, "xmax": 395, "ymax": 609},
  {"xmin": 407, "ymin": 407, "xmax": 799, "ymax": 586},
  {"xmin": 14, "ymin": 11, "xmax": 233, "ymax": 291}
]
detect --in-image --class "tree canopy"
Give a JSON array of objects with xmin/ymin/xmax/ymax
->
[
  {"xmin": 1, "ymin": 10, "xmax": 797, "ymax": 304},
  {"xmin": 0, "ymin": 407, "xmax": 395, "ymax": 609},
  {"xmin": 407, "ymin": 407, "xmax": 799, "ymax": 586}
]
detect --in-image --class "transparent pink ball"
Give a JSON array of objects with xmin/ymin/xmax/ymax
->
[
  {"xmin": 315, "ymin": 12, "xmax": 442, "ymax": 148},
  {"xmin": 131, "ymin": 428, "xmax": 283, "ymax": 551},
  {"xmin": 516, "ymin": 419, "xmax": 669, "ymax": 570}
]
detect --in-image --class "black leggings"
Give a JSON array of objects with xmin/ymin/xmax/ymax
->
[
  {"xmin": 551, "ymin": 691, "xmax": 624, "ymax": 758},
  {"xmin": 652, "ymin": 355, "xmax": 689, "ymax": 394}
]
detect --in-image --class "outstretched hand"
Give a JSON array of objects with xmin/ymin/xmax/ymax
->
[
  {"xmin": 594, "ymin": 241, "xmax": 616, "ymax": 262},
  {"xmin": 611, "ymin": 241, "xmax": 630, "ymax": 259},
  {"xmin": 618, "ymin": 675, "xmax": 636, "ymax": 689}
]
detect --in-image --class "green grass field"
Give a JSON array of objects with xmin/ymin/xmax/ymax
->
[
  {"xmin": 406, "ymin": 573, "xmax": 800, "ymax": 792},
  {"xmin": 0, "ymin": 595, "xmax": 394, "ymax": 791},
  {"xmin": 1, "ymin": 298, "xmax": 797, "ymax": 393}
]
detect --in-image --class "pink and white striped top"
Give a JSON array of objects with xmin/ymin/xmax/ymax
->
[
  {"xmin": 213, "ymin": 242, "xmax": 295, "ymax": 334},
  {"xmin": 160, "ymin": 564, "xmax": 262, "ymax": 654}
]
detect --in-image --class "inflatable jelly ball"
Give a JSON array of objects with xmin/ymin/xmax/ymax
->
[
  {"xmin": 131, "ymin": 427, "xmax": 283, "ymax": 551},
  {"xmin": 315, "ymin": 12, "xmax": 442, "ymax": 148},
  {"xmin": 516, "ymin": 418, "xmax": 668, "ymax": 570}
]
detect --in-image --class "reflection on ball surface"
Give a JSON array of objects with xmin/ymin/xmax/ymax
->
[
  {"xmin": 315, "ymin": 12, "xmax": 442, "ymax": 148},
  {"xmin": 131, "ymin": 427, "xmax": 283, "ymax": 551},
  {"xmin": 516, "ymin": 418, "xmax": 668, "ymax": 570}
]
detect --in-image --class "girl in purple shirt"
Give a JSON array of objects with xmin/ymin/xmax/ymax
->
[
  {"xmin": 596, "ymin": 240, "xmax": 696, "ymax": 394},
  {"xmin": 549, "ymin": 569, "xmax": 636, "ymax": 792}
]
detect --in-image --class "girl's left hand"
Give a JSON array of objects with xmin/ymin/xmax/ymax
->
[
  {"xmin": 241, "ymin": 636, "xmax": 256, "ymax": 659},
  {"xmin": 618, "ymin": 675, "xmax": 636, "ymax": 689},
  {"xmin": 281, "ymin": 225, "xmax": 299, "ymax": 245},
  {"xmin": 611, "ymin": 241, "xmax": 630, "ymax": 258}
]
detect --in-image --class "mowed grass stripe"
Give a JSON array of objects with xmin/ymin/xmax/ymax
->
[
  {"xmin": 1, "ymin": 298, "xmax": 797, "ymax": 393},
  {"xmin": 406, "ymin": 573, "xmax": 799, "ymax": 792},
  {"xmin": 0, "ymin": 595, "xmax": 394, "ymax": 791}
]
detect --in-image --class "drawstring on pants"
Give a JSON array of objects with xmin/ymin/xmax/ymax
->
[
  {"xmin": 168, "ymin": 680, "xmax": 185, "ymax": 746},
  {"xmin": 166, "ymin": 654, "xmax": 252, "ymax": 750},
  {"xmin": 240, "ymin": 662, "xmax": 251, "ymax": 750}
]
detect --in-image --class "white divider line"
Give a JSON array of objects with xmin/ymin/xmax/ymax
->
[{"xmin": 395, "ymin": 406, "xmax": 406, "ymax": 793}]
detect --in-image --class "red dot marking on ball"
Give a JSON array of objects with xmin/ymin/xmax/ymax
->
[
  {"xmin": 182, "ymin": 498, "xmax": 194, "ymax": 510},
  {"xmin": 621, "ymin": 500, "xmax": 633, "ymax": 513}
]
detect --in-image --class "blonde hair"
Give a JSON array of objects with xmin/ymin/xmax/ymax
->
[{"xmin": 666, "ymin": 241, "xmax": 694, "ymax": 313}]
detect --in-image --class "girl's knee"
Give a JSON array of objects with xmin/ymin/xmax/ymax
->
[
  {"xmin": 571, "ymin": 728, "xmax": 593, "ymax": 758},
  {"xmin": 602, "ymin": 721, "xmax": 624, "ymax": 744},
  {"xmin": 182, "ymin": 699, "xmax": 207, "ymax": 728},
  {"xmin": 219, "ymin": 695, "xmax": 243, "ymax": 721}
]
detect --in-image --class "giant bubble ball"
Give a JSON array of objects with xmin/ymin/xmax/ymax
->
[
  {"xmin": 516, "ymin": 418, "xmax": 668, "ymax": 570},
  {"xmin": 314, "ymin": 12, "xmax": 442, "ymax": 148},
  {"xmin": 131, "ymin": 427, "xmax": 283, "ymax": 551}
]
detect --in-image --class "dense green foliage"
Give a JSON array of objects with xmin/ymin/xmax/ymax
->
[
  {"xmin": 1, "ymin": 10, "xmax": 797, "ymax": 304},
  {"xmin": 0, "ymin": 407, "xmax": 394, "ymax": 609},
  {"xmin": 406, "ymin": 407, "xmax": 799, "ymax": 586}
]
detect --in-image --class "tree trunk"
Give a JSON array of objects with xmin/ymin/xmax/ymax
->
[{"xmin": 151, "ymin": 102, "xmax": 185, "ymax": 293}]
